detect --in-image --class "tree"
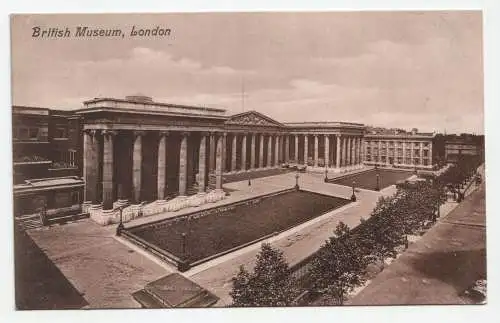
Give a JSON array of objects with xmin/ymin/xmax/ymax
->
[
  {"xmin": 308, "ymin": 222, "xmax": 366, "ymax": 304},
  {"xmin": 230, "ymin": 243, "xmax": 297, "ymax": 307}
]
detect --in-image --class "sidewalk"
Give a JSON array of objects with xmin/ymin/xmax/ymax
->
[{"xmin": 348, "ymin": 178, "xmax": 486, "ymax": 305}]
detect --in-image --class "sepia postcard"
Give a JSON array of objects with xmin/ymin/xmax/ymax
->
[{"xmin": 10, "ymin": 11, "xmax": 485, "ymax": 310}]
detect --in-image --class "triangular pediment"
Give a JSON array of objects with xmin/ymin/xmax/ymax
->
[{"xmin": 226, "ymin": 111, "xmax": 283, "ymax": 127}]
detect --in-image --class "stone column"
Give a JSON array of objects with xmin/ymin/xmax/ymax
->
[
  {"xmin": 403, "ymin": 142, "xmax": 407, "ymax": 165},
  {"xmin": 378, "ymin": 141, "xmax": 382, "ymax": 164},
  {"xmin": 410, "ymin": 142, "xmax": 415, "ymax": 166},
  {"xmin": 222, "ymin": 132, "xmax": 228, "ymax": 173},
  {"xmin": 132, "ymin": 131, "xmax": 144, "ymax": 204},
  {"xmin": 304, "ymin": 134, "xmax": 309, "ymax": 165},
  {"xmin": 250, "ymin": 133, "xmax": 256, "ymax": 169},
  {"xmin": 231, "ymin": 133, "xmax": 237, "ymax": 172},
  {"xmin": 325, "ymin": 134, "xmax": 330, "ymax": 168},
  {"xmin": 178, "ymin": 132, "xmax": 189, "ymax": 196},
  {"xmin": 351, "ymin": 137, "xmax": 357, "ymax": 165},
  {"xmin": 361, "ymin": 138, "xmax": 365, "ymax": 164},
  {"xmin": 429, "ymin": 143, "xmax": 433, "ymax": 166},
  {"xmin": 336, "ymin": 135, "xmax": 341, "ymax": 168},
  {"xmin": 347, "ymin": 137, "xmax": 352, "ymax": 166},
  {"xmin": 209, "ymin": 132, "xmax": 216, "ymax": 173},
  {"xmin": 342, "ymin": 136, "xmax": 347, "ymax": 167},
  {"xmin": 267, "ymin": 134, "xmax": 273, "ymax": 167},
  {"xmin": 102, "ymin": 130, "xmax": 115, "ymax": 210},
  {"xmin": 358, "ymin": 138, "xmax": 362, "ymax": 165},
  {"xmin": 241, "ymin": 133, "xmax": 247, "ymax": 171},
  {"xmin": 420, "ymin": 142, "xmax": 424, "ymax": 166},
  {"xmin": 294, "ymin": 134, "xmax": 299, "ymax": 162},
  {"xmin": 215, "ymin": 133, "xmax": 223, "ymax": 190},
  {"xmin": 83, "ymin": 130, "xmax": 97, "ymax": 204},
  {"xmin": 259, "ymin": 133, "xmax": 264, "ymax": 168},
  {"xmin": 198, "ymin": 133, "xmax": 207, "ymax": 192},
  {"xmin": 314, "ymin": 134, "xmax": 319, "ymax": 167},
  {"xmin": 274, "ymin": 134, "xmax": 279, "ymax": 166},
  {"xmin": 285, "ymin": 135, "xmax": 290, "ymax": 163},
  {"xmin": 157, "ymin": 131, "xmax": 168, "ymax": 200}
]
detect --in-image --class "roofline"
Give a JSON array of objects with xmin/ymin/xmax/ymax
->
[
  {"xmin": 365, "ymin": 133, "xmax": 436, "ymax": 139},
  {"xmin": 73, "ymin": 107, "xmax": 230, "ymax": 120},
  {"xmin": 284, "ymin": 121, "xmax": 365, "ymax": 128},
  {"xmin": 83, "ymin": 97, "xmax": 227, "ymax": 113}
]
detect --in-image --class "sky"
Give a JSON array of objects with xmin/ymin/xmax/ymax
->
[{"xmin": 10, "ymin": 11, "xmax": 484, "ymax": 134}]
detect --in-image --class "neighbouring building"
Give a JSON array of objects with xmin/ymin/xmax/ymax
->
[
  {"xmin": 12, "ymin": 106, "xmax": 84, "ymax": 218},
  {"xmin": 444, "ymin": 134, "xmax": 485, "ymax": 163},
  {"xmin": 363, "ymin": 127, "xmax": 446, "ymax": 170},
  {"xmin": 11, "ymin": 96, "xmax": 450, "ymax": 223}
]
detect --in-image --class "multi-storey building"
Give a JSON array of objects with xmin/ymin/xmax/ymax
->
[
  {"xmin": 11, "ymin": 96, "xmax": 449, "ymax": 222},
  {"xmin": 444, "ymin": 134, "xmax": 484, "ymax": 163},
  {"xmin": 12, "ymin": 106, "xmax": 84, "ymax": 218},
  {"xmin": 362, "ymin": 128, "xmax": 445, "ymax": 170}
]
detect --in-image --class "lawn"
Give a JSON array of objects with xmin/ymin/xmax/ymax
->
[
  {"xmin": 330, "ymin": 169, "xmax": 413, "ymax": 191},
  {"xmin": 129, "ymin": 190, "xmax": 350, "ymax": 264}
]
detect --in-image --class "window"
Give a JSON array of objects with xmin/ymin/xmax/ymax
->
[
  {"xmin": 69, "ymin": 150, "xmax": 76, "ymax": 167},
  {"xmin": 55, "ymin": 127, "xmax": 67, "ymax": 139},
  {"xmin": 18, "ymin": 128, "xmax": 29, "ymax": 140},
  {"xmin": 29, "ymin": 127, "xmax": 39, "ymax": 139}
]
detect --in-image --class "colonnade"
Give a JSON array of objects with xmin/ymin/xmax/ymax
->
[{"xmin": 83, "ymin": 129, "xmax": 226, "ymax": 211}]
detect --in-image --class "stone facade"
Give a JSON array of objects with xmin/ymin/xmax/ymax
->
[{"xmin": 12, "ymin": 96, "xmax": 445, "ymax": 222}]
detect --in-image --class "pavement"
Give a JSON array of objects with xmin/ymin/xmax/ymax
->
[
  {"xmin": 348, "ymin": 166, "xmax": 486, "ymax": 305},
  {"xmin": 19, "ymin": 167, "xmax": 408, "ymax": 308}
]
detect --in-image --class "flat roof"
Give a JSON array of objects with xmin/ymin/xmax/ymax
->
[
  {"xmin": 285, "ymin": 121, "xmax": 365, "ymax": 128},
  {"xmin": 82, "ymin": 97, "xmax": 226, "ymax": 113}
]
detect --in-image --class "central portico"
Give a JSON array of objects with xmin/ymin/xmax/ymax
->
[{"xmin": 76, "ymin": 95, "xmax": 366, "ymax": 225}]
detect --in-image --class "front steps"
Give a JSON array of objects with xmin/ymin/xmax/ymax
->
[{"xmin": 88, "ymin": 189, "xmax": 226, "ymax": 226}]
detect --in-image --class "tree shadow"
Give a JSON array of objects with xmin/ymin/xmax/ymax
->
[{"xmin": 14, "ymin": 224, "xmax": 88, "ymax": 310}]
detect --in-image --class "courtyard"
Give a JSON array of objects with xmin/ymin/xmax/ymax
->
[
  {"xmin": 127, "ymin": 189, "xmax": 351, "ymax": 266},
  {"xmin": 19, "ymin": 170, "xmax": 387, "ymax": 307},
  {"xmin": 329, "ymin": 168, "xmax": 414, "ymax": 191}
]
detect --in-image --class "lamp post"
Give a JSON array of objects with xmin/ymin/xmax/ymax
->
[
  {"xmin": 116, "ymin": 206, "xmax": 124, "ymax": 236},
  {"xmin": 247, "ymin": 169, "xmax": 251, "ymax": 186},
  {"xmin": 324, "ymin": 166, "xmax": 328, "ymax": 182},
  {"xmin": 181, "ymin": 232, "xmax": 187, "ymax": 258},
  {"xmin": 375, "ymin": 173, "xmax": 380, "ymax": 191},
  {"xmin": 295, "ymin": 171, "xmax": 300, "ymax": 190},
  {"xmin": 351, "ymin": 181, "xmax": 357, "ymax": 202}
]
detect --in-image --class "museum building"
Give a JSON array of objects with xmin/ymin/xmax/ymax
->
[{"xmin": 12, "ymin": 95, "xmax": 443, "ymax": 224}]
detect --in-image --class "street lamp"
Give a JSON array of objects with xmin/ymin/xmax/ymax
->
[
  {"xmin": 295, "ymin": 171, "xmax": 300, "ymax": 190},
  {"xmin": 116, "ymin": 206, "xmax": 124, "ymax": 236},
  {"xmin": 247, "ymin": 169, "xmax": 251, "ymax": 186},
  {"xmin": 375, "ymin": 173, "xmax": 380, "ymax": 191},
  {"xmin": 324, "ymin": 166, "xmax": 328, "ymax": 182},
  {"xmin": 181, "ymin": 232, "xmax": 187, "ymax": 258},
  {"xmin": 351, "ymin": 181, "xmax": 357, "ymax": 202}
]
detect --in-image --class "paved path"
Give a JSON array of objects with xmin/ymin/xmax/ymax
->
[
  {"xmin": 27, "ymin": 220, "xmax": 170, "ymax": 308},
  {"xmin": 23, "ymin": 168, "xmax": 406, "ymax": 308},
  {"xmin": 348, "ymin": 170, "xmax": 486, "ymax": 305}
]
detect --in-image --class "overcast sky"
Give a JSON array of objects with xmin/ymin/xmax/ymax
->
[{"xmin": 11, "ymin": 11, "xmax": 483, "ymax": 134}]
